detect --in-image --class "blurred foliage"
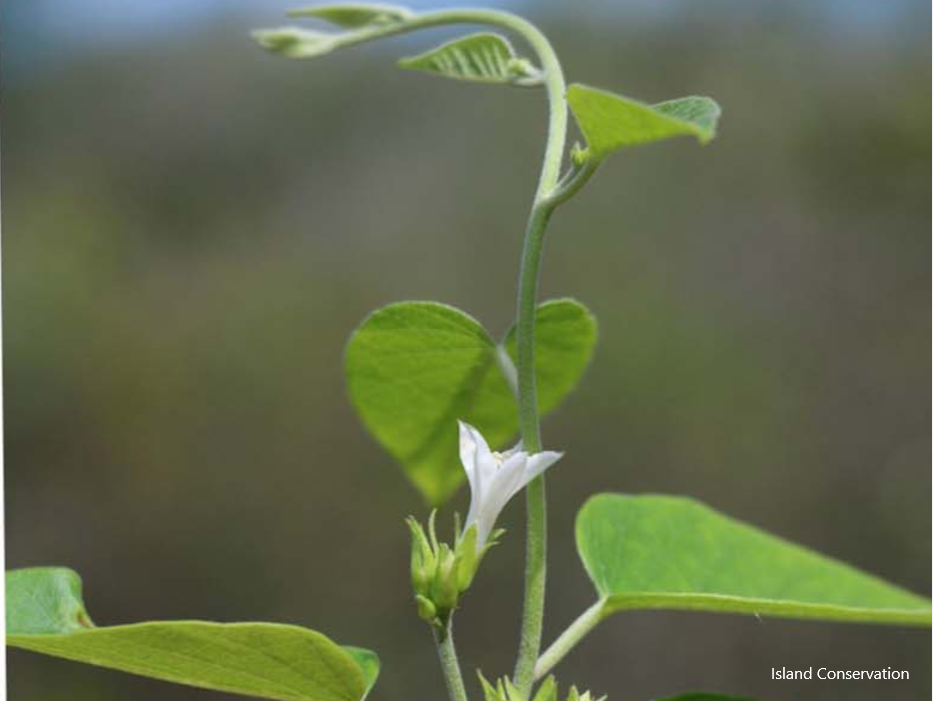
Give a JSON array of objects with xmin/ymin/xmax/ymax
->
[{"xmin": 3, "ymin": 2, "xmax": 930, "ymax": 700}]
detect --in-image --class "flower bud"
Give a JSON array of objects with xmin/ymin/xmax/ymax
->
[
  {"xmin": 406, "ymin": 516, "xmax": 435, "ymax": 597},
  {"xmin": 430, "ymin": 543, "xmax": 460, "ymax": 614},
  {"xmin": 414, "ymin": 594, "xmax": 437, "ymax": 623},
  {"xmin": 405, "ymin": 512, "xmax": 470, "ymax": 628},
  {"xmin": 406, "ymin": 506, "xmax": 509, "ymax": 629},
  {"xmin": 570, "ymin": 142, "xmax": 590, "ymax": 168}
]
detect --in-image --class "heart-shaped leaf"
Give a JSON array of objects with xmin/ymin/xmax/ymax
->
[
  {"xmin": 287, "ymin": 3, "xmax": 414, "ymax": 28},
  {"xmin": 345, "ymin": 299, "xmax": 597, "ymax": 504},
  {"xmin": 576, "ymin": 494, "xmax": 931, "ymax": 626},
  {"xmin": 568, "ymin": 84, "xmax": 720, "ymax": 161},
  {"xmin": 399, "ymin": 33, "xmax": 541, "ymax": 86},
  {"xmin": 6, "ymin": 567, "xmax": 379, "ymax": 701}
]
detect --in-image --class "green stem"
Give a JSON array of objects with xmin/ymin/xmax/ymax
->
[
  {"xmin": 510, "ymin": 33, "xmax": 567, "ymax": 700},
  {"xmin": 434, "ymin": 620, "xmax": 470, "ymax": 701},
  {"xmin": 533, "ymin": 599, "xmax": 606, "ymax": 681},
  {"xmin": 302, "ymin": 9, "xmax": 571, "ymax": 697},
  {"xmin": 510, "ymin": 203, "xmax": 554, "ymax": 695},
  {"xmin": 544, "ymin": 160, "xmax": 598, "ymax": 209}
]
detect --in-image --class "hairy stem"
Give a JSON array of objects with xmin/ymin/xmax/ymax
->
[
  {"xmin": 510, "ymin": 33, "xmax": 567, "ymax": 701},
  {"xmin": 435, "ymin": 620, "xmax": 470, "ymax": 701},
  {"xmin": 511, "ymin": 202, "xmax": 554, "ymax": 694},
  {"xmin": 308, "ymin": 9, "xmax": 571, "ymax": 697},
  {"xmin": 533, "ymin": 599, "xmax": 606, "ymax": 681}
]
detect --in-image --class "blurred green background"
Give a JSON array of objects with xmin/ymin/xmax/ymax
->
[{"xmin": 3, "ymin": 1, "xmax": 930, "ymax": 700}]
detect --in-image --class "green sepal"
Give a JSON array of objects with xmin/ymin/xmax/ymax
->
[
  {"xmin": 454, "ymin": 524, "xmax": 479, "ymax": 591},
  {"xmin": 427, "ymin": 508, "xmax": 440, "ymax": 553},
  {"xmin": 503, "ymin": 678, "xmax": 524, "ymax": 701},
  {"xmin": 478, "ymin": 673, "xmax": 598, "ymax": 701},
  {"xmin": 566, "ymin": 686, "xmax": 606, "ymax": 701},
  {"xmin": 478, "ymin": 672, "xmax": 504, "ymax": 701},
  {"xmin": 533, "ymin": 676, "xmax": 559, "ymax": 701}
]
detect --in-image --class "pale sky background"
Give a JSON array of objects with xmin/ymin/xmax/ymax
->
[{"xmin": 4, "ymin": 0, "xmax": 929, "ymax": 76}]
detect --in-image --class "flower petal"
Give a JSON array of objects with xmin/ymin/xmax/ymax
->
[
  {"xmin": 457, "ymin": 421, "xmax": 566, "ymax": 550},
  {"xmin": 496, "ymin": 452, "xmax": 532, "ymax": 502},
  {"xmin": 474, "ymin": 452, "xmax": 528, "ymax": 545},
  {"xmin": 472, "ymin": 426, "xmax": 502, "ymax": 495},
  {"xmin": 461, "ymin": 421, "xmax": 495, "ymax": 479},
  {"xmin": 460, "ymin": 420, "xmax": 499, "ymax": 536},
  {"xmin": 458, "ymin": 420, "xmax": 479, "ymax": 492},
  {"xmin": 523, "ymin": 451, "xmax": 563, "ymax": 482}
]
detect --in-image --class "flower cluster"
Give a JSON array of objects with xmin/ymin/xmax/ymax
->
[{"xmin": 406, "ymin": 510, "xmax": 496, "ymax": 629}]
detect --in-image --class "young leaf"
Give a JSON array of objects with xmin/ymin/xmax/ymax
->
[
  {"xmin": 287, "ymin": 3, "xmax": 414, "ymax": 28},
  {"xmin": 345, "ymin": 299, "xmax": 597, "ymax": 504},
  {"xmin": 399, "ymin": 33, "xmax": 541, "ymax": 86},
  {"xmin": 567, "ymin": 84, "xmax": 720, "ymax": 161},
  {"xmin": 6, "ymin": 567, "xmax": 379, "ymax": 701},
  {"xmin": 252, "ymin": 27, "xmax": 340, "ymax": 59},
  {"xmin": 576, "ymin": 495, "xmax": 931, "ymax": 626}
]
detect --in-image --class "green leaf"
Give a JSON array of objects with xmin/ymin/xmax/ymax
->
[
  {"xmin": 399, "ymin": 33, "xmax": 541, "ymax": 86},
  {"xmin": 287, "ymin": 3, "xmax": 414, "ymax": 28},
  {"xmin": 345, "ymin": 299, "xmax": 597, "ymax": 504},
  {"xmin": 6, "ymin": 567, "xmax": 94, "ymax": 634},
  {"xmin": 342, "ymin": 647, "xmax": 380, "ymax": 698},
  {"xmin": 576, "ymin": 495, "xmax": 931, "ymax": 626},
  {"xmin": 567, "ymin": 84, "xmax": 720, "ymax": 161},
  {"xmin": 252, "ymin": 27, "xmax": 340, "ymax": 59},
  {"xmin": 7, "ymin": 567, "xmax": 379, "ymax": 701},
  {"xmin": 501, "ymin": 300, "xmax": 598, "ymax": 415}
]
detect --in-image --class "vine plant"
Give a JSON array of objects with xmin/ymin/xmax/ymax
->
[{"xmin": 5, "ymin": 5, "xmax": 931, "ymax": 701}]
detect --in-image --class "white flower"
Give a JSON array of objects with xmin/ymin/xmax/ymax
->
[{"xmin": 459, "ymin": 420, "xmax": 563, "ymax": 548}]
